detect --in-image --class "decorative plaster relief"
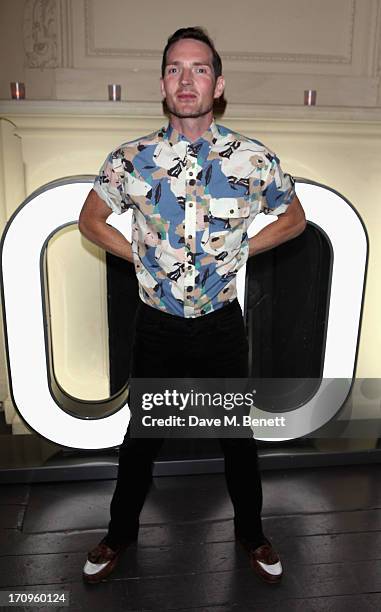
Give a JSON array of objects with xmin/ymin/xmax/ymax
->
[
  {"xmin": 84, "ymin": 0, "xmax": 355, "ymax": 65},
  {"xmin": 23, "ymin": 0, "xmax": 59, "ymax": 68}
]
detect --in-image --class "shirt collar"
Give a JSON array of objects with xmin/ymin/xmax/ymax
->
[{"xmin": 161, "ymin": 120, "xmax": 221, "ymax": 147}]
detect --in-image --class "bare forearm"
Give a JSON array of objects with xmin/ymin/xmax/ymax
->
[
  {"xmin": 79, "ymin": 220, "xmax": 134, "ymax": 263},
  {"xmin": 248, "ymin": 215, "xmax": 306, "ymax": 257}
]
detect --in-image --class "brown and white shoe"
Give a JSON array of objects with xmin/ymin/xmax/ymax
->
[
  {"xmin": 237, "ymin": 536, "xmax": 283, "ymax": 583},
  {"xmin": 82, "ymin": 537, "xmax": 135, "ymax": 584}
]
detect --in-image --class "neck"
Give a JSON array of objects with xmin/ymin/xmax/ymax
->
[{"xmin": 169, "ymin": 113, "xmax": 214, "ymax": 142}]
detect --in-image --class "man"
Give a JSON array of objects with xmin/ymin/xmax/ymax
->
[{"xmin": 79, "ymin": 26, "xmax": 306, "ymax": 585}]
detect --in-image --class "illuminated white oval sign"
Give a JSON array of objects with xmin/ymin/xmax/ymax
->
[{"xmin": 1, "ymin": 178, "xmax": 131, "ymax": 449}]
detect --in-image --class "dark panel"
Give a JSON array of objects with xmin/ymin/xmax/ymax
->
[
  {"xmin": 106, "ymin": 253, "xmax": 139, "ymax": 395},
  {"xmin": 246, "ymin": 223, "xmax": 331, "ymax": 379}
]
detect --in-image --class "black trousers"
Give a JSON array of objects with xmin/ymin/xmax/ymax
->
[{"xmin": 106, "ymin": 299, "xmax": 265, "ymax": 549}]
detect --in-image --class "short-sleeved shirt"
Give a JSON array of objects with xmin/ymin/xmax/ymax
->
[{"xmin": 93, "ymin": 120, "xmax": 295, "ymax": 318}]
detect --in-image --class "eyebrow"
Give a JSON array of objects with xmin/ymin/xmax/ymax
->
[{"xmin": 166, "ymin": 61, "xmax": 212, "ymax": 67}]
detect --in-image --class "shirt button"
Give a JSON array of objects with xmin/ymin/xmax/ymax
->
[
  {"xmin": 188, "ymin": 265, "xmax": 192, "ymax": 271},
  {"xmin": 188, "ymin": 234, "xmax": 193, "ymax": 239},
  {"xmin": 230, "ymin": 209, "xmax": 235, "ymax": 213},
  {"xmin": 188, "ymin": 202, "xmax": 193, "ymax": 207},
  {"xmin": 187, "ymin": 286, "xmax": 193, "ymax": 292},
  {"xmin": 189, "ymin": 171, "xmax": 193, "ymax": 176},
  {"xmin": 189, "ymin": 179, "xmax": 196, "ymax": 186}
]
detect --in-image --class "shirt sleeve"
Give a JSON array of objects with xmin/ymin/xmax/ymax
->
[
  {"xmin": 93, "ymin": 148, "xmax": 134, "ymax": 215},
  {"xmin": 260, "ymin": 153, "xmax": 295, "ymax": 216}
]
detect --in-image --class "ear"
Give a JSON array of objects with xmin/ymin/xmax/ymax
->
[
  {"xmin": 160, "ymin": 77, "xmax": 166, "ymax": 99},
  {"xmin": 214, "ymin": 75, "xmax": 225, "ymax": 99}
]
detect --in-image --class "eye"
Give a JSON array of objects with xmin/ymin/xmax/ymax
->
[
  {"xmin": 195, "ymin": 67, "xmax": 207, "ymax": 74},
  {"xmin": 167, "ymin": 66, "xmax": 178, "ymax": 74}
]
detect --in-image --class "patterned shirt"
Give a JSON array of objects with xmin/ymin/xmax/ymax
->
[{"xmin": 93, "ymin": 120, "xmax": 295, "ymax": 318}]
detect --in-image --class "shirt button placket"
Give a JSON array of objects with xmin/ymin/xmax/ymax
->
[{"xmin": 184, "ymin": 147, "xmax": 197, "ymax": 317}]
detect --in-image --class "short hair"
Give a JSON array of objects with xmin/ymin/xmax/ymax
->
[{"xmin": 161, "ymin": 26, "xmax": 222, "ymax": 79}]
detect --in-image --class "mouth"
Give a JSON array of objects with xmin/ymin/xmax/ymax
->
[{"xmin": 177, "ymin": 92, "xmax": 197, "ymax": 100}]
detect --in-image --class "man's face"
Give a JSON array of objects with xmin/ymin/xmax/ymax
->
[{"xmin": 160, "ymin": 38, "xmax": 225, "ymax": 119}]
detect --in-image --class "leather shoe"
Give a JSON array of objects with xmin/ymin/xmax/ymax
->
[
  {"xmin": 237, "ymin": 535, "xmax": 283, "ymax": 583},
  {"xmin": 82, "ymin": 536, "xmax": 135, "ymax": 584}
]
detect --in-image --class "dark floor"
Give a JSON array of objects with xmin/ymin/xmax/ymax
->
[{"xmin": 1, "ymin": 463, "xmax": 381, "ymax": 611}]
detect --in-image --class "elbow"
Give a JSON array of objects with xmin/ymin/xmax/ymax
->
[
  {"xmin": 284, "ymin": 212, "xmax": 307, "ymax": 240},
  {"xmin": 294, "ymin": 210, "xmax": 307, "ymax": 237},
  {"xmin": 298, "ymin": 215, "xmax": 307, "ymax": 236},
  {"xmin": 289, "ymin": 195, "xmax": 307, "ymax": 238}
]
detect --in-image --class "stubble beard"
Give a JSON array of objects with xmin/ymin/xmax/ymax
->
[{"xmin": 165, "ymin": 99, "xmax": 214, "ymax": 119}]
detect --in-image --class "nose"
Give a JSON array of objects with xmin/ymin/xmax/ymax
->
[{"xmin": 180, "ymin": 67, "xmax": 193, "ymax": 85}]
